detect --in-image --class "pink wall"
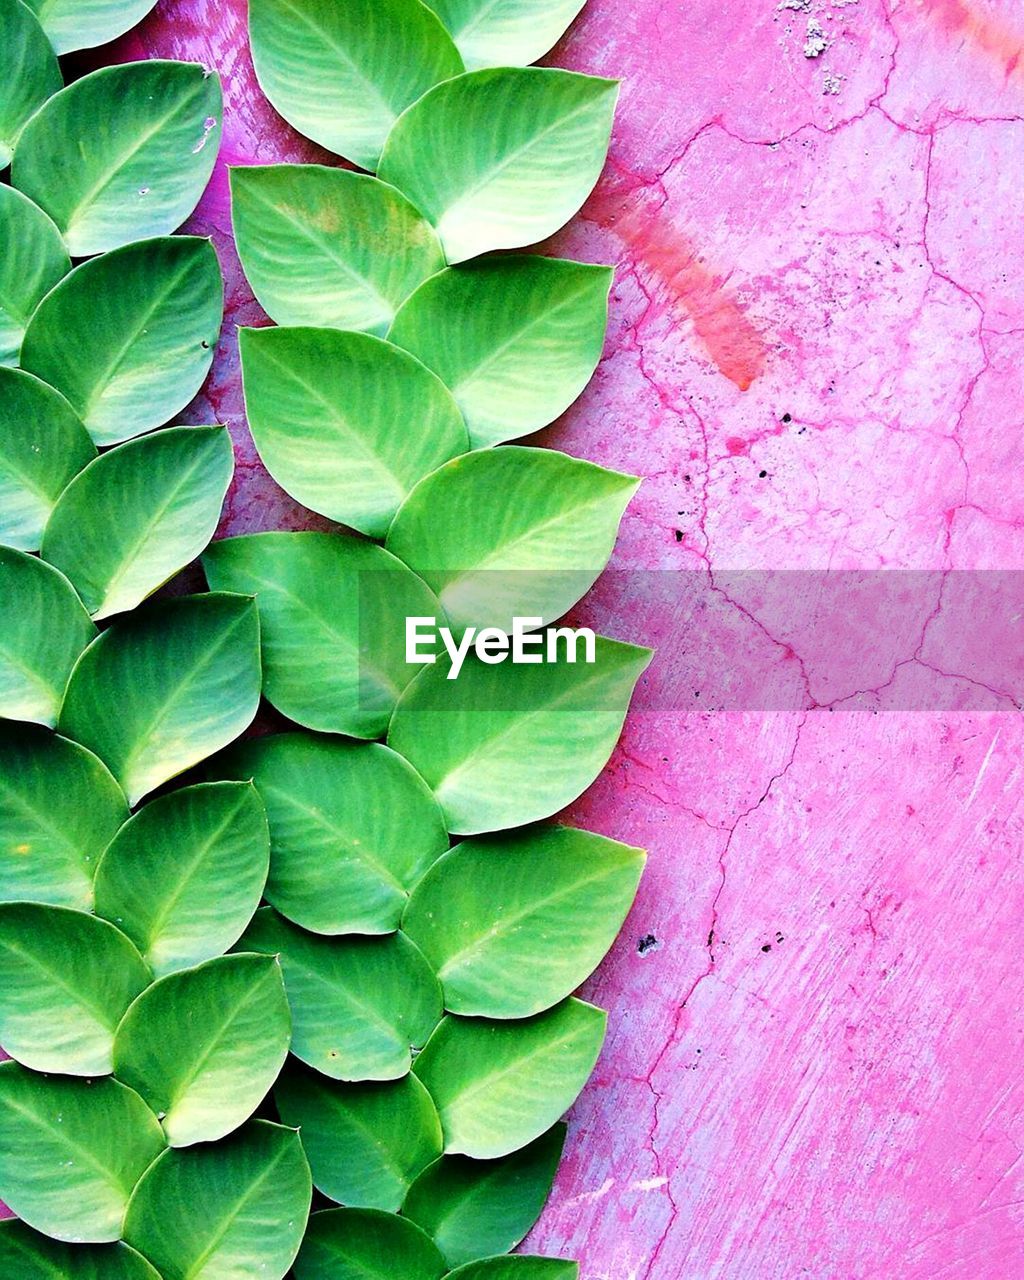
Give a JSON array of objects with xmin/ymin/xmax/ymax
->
[{"xmin": 100, "ymin": 1, "xmax": 1024, "ymax": 1274}]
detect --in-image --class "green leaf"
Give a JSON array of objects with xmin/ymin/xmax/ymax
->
[
  {"xmin": 0, "ymin": 186, "xmax": 68, "ymax": 367},
  {"xmin": 214, "ymin": 733, "xmax": 448, "ymax": 935},
  {"xmin": 248, "ymin": 0, "xmax": 463, "ymax": 172},
  {"xmin": 42, "ymin": 425, "xmax": 234, "ymax": 620},
  {"xmin": 402, "ymin": 1125, "xmax": 565, "ymax": 1267},
  {"xmin": 240, "ymin": 326, "xmax": 467, "ymax": 538},
  {"xmin": 378, "ymin": 68, "xmax": 617, "ymax": 263},
  {"xmin": 22, "ymin": 0, "xmax": 159, "ymax": 55},
  {"xmin": 0, "ymin": 1063, "xmax": 165, "ymax": 1243},
  {"xmin": 20, "ymin": 236, "xmax": 223, "ymax": 447},
  {"xmin": 385, "ymin": 447, "xmax": 637, "ymax": 632},
  {"xmin": 0, "ymin": 0, "xmax": 61, "ymax": 168},
  {"xmin": 230, "ymin": 165, "xmax": 444, "ymax": 336},
  {"xmin": 414, "ymin": 1001, "xmax": 605, "ymax": 1159},
  {"xmin": 59, "ymin": 593, "xmax": 261, "ymax": 806},
  {"xmin": 12, "ymin": 61, "xmax": 221, "ymax": 255},
  {"xmin": 203, "ymin": 531, "xmax": 443, "ymax": 739},
  {"xmin": 403, "ymin": 826, "xmax": 644, "ymax": 1018},
  {"xmin": 293, "ymin": 1208, "xmax": 446, "ymax": 1280},
  {"xmin": 0, "ymin": 547, "xmax": 96, "ymax": 727},
  {"xmin": 388, "ymin": 257, "xmax": 610, "ymax": 448},
  {"xmin": 423, "ymin": 0, "xmax": 586, "ymax": 70},
  {"xmin": 239, "ymin": 907, "xmax": 442, "ymax": 1081},
  {"xmin": 0, "ymin": 368, "xmax": 94, "ymax": 552},
  {"xmin": 0, "ymin": 723, "xmax": 127, "ymax": 910},
  {"xmin": 0, "ymin": 903, "xmax": 149, "ymax": 1075},
  {"xmin": 123, "ymin": 1120, "xmax": 311, "ymax": 1279},
  {"xmin": 113, "ymin": 953, "xmax": 291, "ymax": 1147},
  {"xmin": 447, "ymin": 1259, "xmax": 578, "ymax": 1280},
  {"xmin": 93, "ymin": 781, "xmax": 269, "ymax": 977},
  {"xmin": 275, "ymin": 1061, "xmax": 442, "ymax": 1211},
  {"xmin": 0, "ymin": 1220, "xmax": 161, "ymax": 1280},
  {"xmin": 388, "ymin": 636, "xmax": 652, "ymax": 834}
]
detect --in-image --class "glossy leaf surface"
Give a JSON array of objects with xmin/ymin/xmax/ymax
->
[
  {"xmin": 0, "ymin": 0, "xmax": 61, "ymax": 167},
  {"xmin": 20, "ymin": 236, "xmax": 223, "ymax": 447},
  {"xmin": 231, "ymin": 165, "xmax": 444, "ymax": 335},
  {"xmin": 59, "ymin": 593, "xmax": 261, "ymax": 805},
  {"xmin": 0, "ymin": 903, "xmax": 149, "ymax": 1075},
  {"xmin": 13, "ymin": 61, "xmax": 221, "ymax": 255},
  {"xmin": 0, "ymin": 1221, "xmax": 160, "ymax": 1280},
  {"xmin": 388, "ymin": 257, "xmax": 611, "ymax": 446},
  {"xmin": 448, "ymin": 1260, "xmax": 578, "ymax": 1280},
  {"xmin": 293, "ymin": 1208, "xmax": 446, "ymax": 1280},
  {"xmin": 386, "ymin": 447, "xmax": 637, "ymax": 632},
  {"xmin": 0, "ymin": 368, "xmax": 93, "ymax": 552},
  {"xmin": 203, "ymin": 531, "xmax": 442, "ymax": 738},
  {"xmin": 378, "ymin": 68, "xmax": 617, "ymax": 263},
  {"xmin": 404, "ymin": 826, "xmax": 644, "ymax": 1017},
  {"xmin": 0, "ymin": 186, "xmax": 68, "ymax": 366},
  {"xmin": 388, "ymin": 637, "xmax": 652, "ymax": 833},
  {"xmin": 94, "ymin": 781, "xmax": 269, "ymax": 977},
  {"xmin": 239, "ymin": 908, "xmax": 442, "ymax": 1081},
  {"xmin": 402, "ymin": 1125, "xmax": 565, "ymax": 1266},
  {"xmin": 42, "ymin": 425, "xmax": 234, "ymax": 620},
  {"xmin": 275, "ymin": 1062, "xmax": 442, "ymax": 1211},
  {"xmin": 423, "ymin": 0, "xmax": 586, "ymax": 69},
  {"xmin": 248, "ymin": 0, "xmax": 463, "ymax": 171},
  {"xmin": 413, "ymin": 1001, "xmax": 606, "ymax": 1158},
  {"xmin": 0, "ymin": 1064, "xmax": 165, "ymax": 1242},
  {"xmin": 0, "ymin": 724, "xmax": 127, "ymax": 910},
  {"xmin": 0, "ymin": 548, "xmax": 95, "ymax": 727},
  {"xmin": 123, "ymin": 1120, "xmax": 311, "ymax": 1279},
  {"xmin": 241, "ymin": 326, "xmax": 467, "ymax": 537},
  {"xmin": 23, "ymin": 0, "xmax": 160, "ymax": 54},
  {"xmin": 114, "ymin": 953, "xmax": 291, "ymax": 1147},
  {"xmin": 215, "ymin": 733, "xmax": 448, "ymax": 935}
]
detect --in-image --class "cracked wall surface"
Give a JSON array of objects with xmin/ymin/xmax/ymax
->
[{"xmin": 69, "ymin": 0, "xmax": 1024, "ymax": 1274}]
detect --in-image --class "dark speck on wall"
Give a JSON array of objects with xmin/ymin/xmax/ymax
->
[{"xmin": 638, "ymin": 933, "xmax": 660, "ymax": 955}]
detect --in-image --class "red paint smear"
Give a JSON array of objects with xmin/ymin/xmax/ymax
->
[
  {"xmin": 586, "ymin": 174, "xmax": 768, "ymax": 391},
  {"xmin": 919, "ymin": 0, "xmax": 1024, "ymax": 75}
]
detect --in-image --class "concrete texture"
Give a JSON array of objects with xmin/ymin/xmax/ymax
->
[{"xmin": 59, "ymin": 0, "xmax": 1024, "ymax": 1274}]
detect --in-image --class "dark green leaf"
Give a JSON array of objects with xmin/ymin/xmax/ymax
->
[
  {"xmin": 0, "ymin": 1220, "xmax": 160, "ymax": 1280},
  {"xmin": 447, "ymin": 1259, "xmax": 578, "ymax": 1280},
  {"xmin": 0, "ymin": 0, "xmax": 61, "ymax": 167},
  {"xmin": 292, "ymin": 1208, "xmax": 446, "ymax": 1280},
  {"xmin": 0, "ymin": 186, "xmax": 68, "ymax": 367}
]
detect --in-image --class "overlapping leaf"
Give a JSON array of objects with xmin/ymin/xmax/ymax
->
[
  {"xmin": 404, "ymin": 826, "xmax": 644, "ymax": 1017},
  {"xmin": 0, "ymin": 369, "xmax": 93, "ymax": 552},
  {"xmin": 215, "ymin": 733, "xmax": 448, "ymax": 936},
  {"xmin": 123, "ymin": 1120, "xmax": 311, "ymax": 1279},
  {"xmin": 386, "ymin": 447, "xmax": 638, "ymax": 632},
  {"xmin": 240, "ymin": 907, "xmax": 442, "ymax": 1080},
  {"xmin": 22, "ymin": 0, "xmax": 160, "ymax": 54},
  {"xmin": 449, "ymin": 1260, "xmax": 578, "ymax": 1280},
  {"xmin": 240, "ymin": 326, "xmax": 467, "ymax": 538},
  {"xmin": 0, "ymin": 724, "xmax": 127, "ymax": 909},
  {"xmin": 94, "ymin": 781, "xmax": 269, "ymax": 977},
  {"xmin": 378, "ymin": 68, "xmax": 617, "ymax": 263},
  {"xmin": 0, "ymin": 903, "xmax": 150, "ymax": 1075},
  {"xmin": 13, "ymin": 61, "xmax": 221, "ymax": 255},
  {"xmin": 275, "ymin": 1062, "xmax": 442, "ymax": 1211},
  {"xmin": 413, "ymin": 1000, "xmax": 606, "ymax": 1158},
  {"xmin": 203, "ymin": 531, "xmax": 443, "ymax": 738},
  {"xmin": 20, "ymin": 236, "xmax": 223, "ymax": 447},
  {"xmin": 59, "ymin": 593, "xmax": 261, "ymax": 805},
  {"xmin": 42, "ymin": 425, "xmax": 234, "ymax": 620},
  {"xmin": 248, "ymin": 0, "xmax": 463, "ymax": 171},
  {"xmin": 231, "ymin": 165, "xmax": 444, "ymax": 335},
  {"xmin": 0, "ymin": 1063, "xmax": 165, "ymax": 1243},
  {"xmin": 388, "ymin": 257, "xmax": 611, "ymax": 447},
  {"xmin": 0, "ymin": 186, "xmax": 68, "ymax": 366},
  {"xmin": 0, "ymin": 548, "xmax": 96, "ymax": 727},
  {"xmin": 0, "ymin": 0, "xmax": 61, "ymax": 168},
  {"xmin": 293, "ymin": 1208, "xmax": 446, "ymax": 1280},
  {"xmin": 388, "ymin": 636, "xmax": 652, "ymax": 833},
  {"xmin": 0, "ymin": 1220, "xmax": 161, "ymax": 1280},
  {"xmin": 114, "ymin": 953, "xmax": 291, "ymax": 1147},
  {"xmin": 423, "ymin": 0, "xmax": 586, "ymax": 70}
]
